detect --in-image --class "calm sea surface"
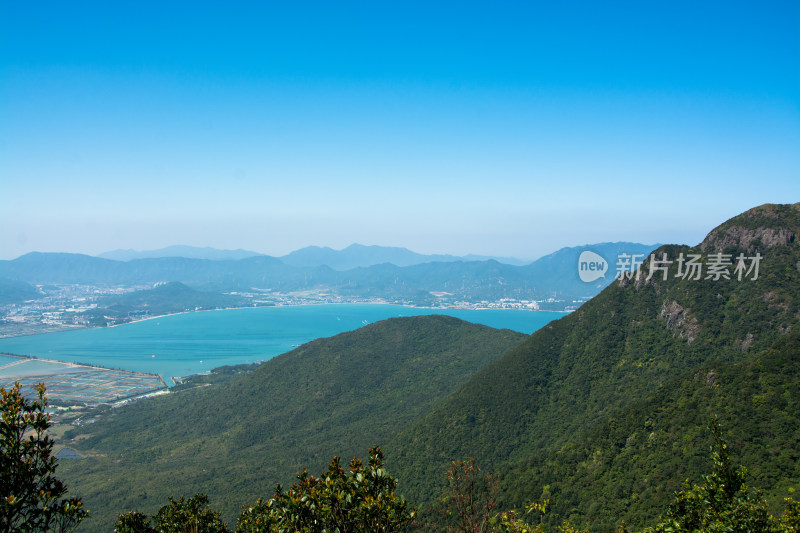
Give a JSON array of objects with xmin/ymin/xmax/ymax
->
[{"xmin": 0, "ymin": 305, "xmax": 564, "ymax": 382}]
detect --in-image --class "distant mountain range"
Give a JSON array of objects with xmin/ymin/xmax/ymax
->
[
  {"xmin": 278, "ymin": 243, "xmax": 530, "ymax": 269},
  {"xmin": 97, "ymin": 243, "xmax": 529, "ymax": 268},
  {"xmin": 0, "ymin": 242, "xmax": 659, "ymax": 309},
  {"xmin": 98, "ymin": 245, "xmax": 264, "ymax": 262}
]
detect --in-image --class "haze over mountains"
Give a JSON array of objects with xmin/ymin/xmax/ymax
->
[
  {"xmin": 98, "ymin": 245, "xmax": 264, "ymax": 262},
  {"xmin": 56, "ymin": 203, "xmax": 800, "ymax": 532},
  {"xmin": 0, "ymin": 242, "xmax": 658, "ymax": 313},
  {"xmin": 98, "ymin": 243, "xmax": 531, "ymax": 268},
  {"xmin": 0, "ymin": 278, "xmax": 42, "ymax": 306},
  {"xmin": 279, "ymin": 243, "xmax": 530, "ymax": 269}
]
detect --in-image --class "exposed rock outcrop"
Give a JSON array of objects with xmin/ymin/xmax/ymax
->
[
  {"xmin": 700, "ymin": 226, "xmax": 795, "ymax": 254},
  {"xmin": 660, "ymin": 299, "xmax": 699, "ymax": 343},
  {"xmin": 700, "ymin": 203, "xmax": 799, "ymax": 253}
]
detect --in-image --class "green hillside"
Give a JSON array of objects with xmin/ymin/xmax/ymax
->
[
  {"xmin": 501, "ymin": 327, "xmax": 800, "ymax": 531},
  {"xmin": 72, "ymin": 281, "xmax": 250, "ymax": 326},
  {"xmin": 98, "ymin": 281, "xmax": 248, "ymax": 317},
  {"xmin": 0, "ymin": 277, "xmax": 41, "ymax": 305},
  {"xmin": 58, "ymin": 315, "xmax": 527, "ymax": 532},
  {"xmin": 387, "ymin": 203, "xmax": 800, "ymax": 528}
]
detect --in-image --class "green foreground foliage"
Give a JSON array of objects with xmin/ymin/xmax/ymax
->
[
  {"xmin": 236, "ymin": 447, "xmax": 414, "ymax": 533},
  {"xmin": 642, "ymin": 419, "xmax": 800, "ymax": 533},
  {"xmin": 114, "ymin": 448, "xmax": 414, "ymax": 533},
  {"xmin": 115, "ymin": 494, "xmax": 230, "ymax": 533},
  {"xmin": 1, "ymin": 382, "xmax": 87, "ymax": 533}
]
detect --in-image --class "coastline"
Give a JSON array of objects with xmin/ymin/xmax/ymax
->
[{"xmin": 2, "ymin": 301, "xmax": 571, "ymax": 340}]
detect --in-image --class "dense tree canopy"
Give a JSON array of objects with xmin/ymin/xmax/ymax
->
[
  {"xmin": 1, "ymin": 382, "xmax": 87, "ymax": 533},
  {"xmin": 114, "ymin": 494, "xmax": 230, "ymax": 533},
  {"xmin": 236, "ymin": 447, "xmax": 415, "ymax": 533}
]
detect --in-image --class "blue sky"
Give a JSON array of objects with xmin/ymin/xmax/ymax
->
[{"xmin": 1, "ymin": 1, "xmax": 798, "ymax": 260}]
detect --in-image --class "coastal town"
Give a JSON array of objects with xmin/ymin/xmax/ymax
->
[{"xmin": 0, "ymin": 282, "xmax": 583, "ymax": 339}]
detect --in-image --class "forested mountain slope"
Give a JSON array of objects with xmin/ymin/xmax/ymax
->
[
  {"xmin": 388, "ymin": 203, "xmax": 800, "ymax": 529},
  {"xmin": 502, "ymin": 326, "xmax": 800, "ymax": 531}
]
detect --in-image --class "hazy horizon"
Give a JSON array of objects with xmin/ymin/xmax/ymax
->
[
  {"xmin": 4, "ymin": 239, "xmax": 668, "ymax": 264},
  {"xmin": 2, "ymin": 2, "xmax": 798, "ymax": 261}
]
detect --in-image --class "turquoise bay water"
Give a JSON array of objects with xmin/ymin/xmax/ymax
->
[{"xmin": 0, "ymin": 305, "xmax": 564, "ymax": 382}]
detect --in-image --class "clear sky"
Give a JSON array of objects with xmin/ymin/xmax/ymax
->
[{"xmin": 1, "ymin": 1, "xmax": 798, "ymax": 261}]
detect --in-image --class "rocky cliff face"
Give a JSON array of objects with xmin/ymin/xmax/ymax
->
[
  {"xmin": 699, "ymin": 203, "xmax": 799, "ymax": 253},
  {"xmin": 660, "ymin": 298, "xmax": 699, "ymax": 343}
]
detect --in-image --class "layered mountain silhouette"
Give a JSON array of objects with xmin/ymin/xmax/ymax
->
[
  {"xmin": 0, "ymin": 242, "xmax": 657, "ymax": 307},
  {"xmin": 98, "ymin": 245, "xmax": 264, "ymax": 262},
  {"xmin": 278, "ymin": 243, "xmax": 529, "ymax": 269}
]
